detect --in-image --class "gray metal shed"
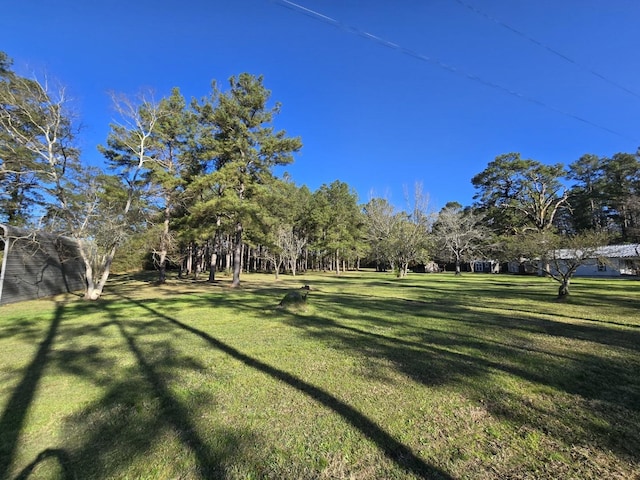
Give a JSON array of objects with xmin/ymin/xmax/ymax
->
[{"xmin": 0, "ymin": 224, "xmax": 86, "ymax": 305}]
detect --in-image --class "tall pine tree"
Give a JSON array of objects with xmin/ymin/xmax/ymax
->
[{"xmin": 194, "ymin": 73, "xmax": 302, "ymax": 287}]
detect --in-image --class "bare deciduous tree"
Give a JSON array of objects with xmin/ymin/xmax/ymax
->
[
  {"xmin": 263, "ymin": 224, "xmax": 306, "ymax": 279},
  {"xmin": 363, "ymin": 185, "xmax": 434, "ymax": 277},
  {"xmin": 434, "ymin": 203, "xmax": 489, "ymax": 275}
]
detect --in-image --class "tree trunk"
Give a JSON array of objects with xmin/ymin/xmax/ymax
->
[
  {"xmin": 192, "ymin": 244, "xmax": 200, "ymax": 280},
  {"xmin": 158, "ymin": 202, "xmax": 170, "ymax": 284},
  {"xmin": 621, "ymin": 204, "xmax": 629, "ymax": 240},
  {"xmin": 84, "ymin": 285, "xmax": 101, "ymax": 301},
  {"xmin": 83, "ymin": 243, "xmax": 117, "ymax": 300},
  {"xmin": 158, "ymin": 250, "xmax": 167, "ymax": 284},
  {"xmin": 558, "ymin": 278, "xmax": 570, "ymax": 299},
  {"xmin": 274, "ymin": 258, "xmax": 282, "ymax": 280},
  {"xmin": 83, "ymin": 260, "xmax": 98, "ymax": 300},
  {"xmin": 455, "ymin": 260, "xmax": 461, "ymax": 275},
  {"xmin": 185, "ymin": 243, "xmax": 193, "ymax": 276},
  {"xmin": 208, "ymin": 251, "xmax": 217, "ymax": 282},
  {"xmin": 232, "ymin": 223, "xmax": 242, "ymax": 287}
]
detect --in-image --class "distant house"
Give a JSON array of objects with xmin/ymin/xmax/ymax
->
[
  {"xmin": 552, "ymin": 244, "xmax": 640, "ymax": 277},
  {"xmin": 505, "ymin": 260, "xmax": 538, "ymax": 275},
  {"xmin": 473, "ymin": 260, "xmax": 500, "ymax": 273},
  {"xmin": 500, "ymin": 244, "xmax": 640, "ymax": 277}
]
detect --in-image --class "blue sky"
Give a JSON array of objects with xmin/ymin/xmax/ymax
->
[{"xmin": 2, "ymin": 0, "xmax": 639, "ymax": 210}]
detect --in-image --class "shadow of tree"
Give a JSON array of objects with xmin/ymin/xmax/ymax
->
[
  {"xmin": 2, "ymin": 272, "xmax": 638, "ymax": 478},
  {"xmin": 57, "ymin": 303, "xmax": 265, "ymax": 479},
  {"xmin": 13, "ymin": 448, "xmax": 74, "ymax": 480},
  {"xmin": 120, "ymin": 295, "xmax": 453, "ymax": 480},
  {"xmin": 0, "ymin": 302, "xmax": 65, "ymax": 480},
  {"xmin": 60, "ymin": 318, "xmax": 255, "ymax": 478},
  {"xmin": 1, "ymin": 297, "xmax": 265, "ymax": 480},
  {"xmin": 283, "ymin": 288, "xmax": 640, "ymax": 464}
]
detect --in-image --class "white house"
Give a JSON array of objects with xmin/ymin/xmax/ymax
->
[
  {"xmin": 552, "ymin": 244, "xmax": 640, "ymax": 277},
  {"xmin": 502, "ymin": 244, "xmax": 640, "ymax": 277}
]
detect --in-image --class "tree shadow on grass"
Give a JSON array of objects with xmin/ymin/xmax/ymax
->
[
  {"xmin": 4, "ymin": 274, "xmax": 637, "ymax": 478},
  {"xmin": 1, "ymin": 297, "xmax": 264, "ymax": 480},
  {"xmin": 0, "ymin": 302, "xmax": 65, "ymax": 480},
  {"xmin": 120, "ymin": 295, "xmax": 453, "ymax": 480},
  {"xmin": 58, "ymin": 307, "xmax": 261, "ymax": 479},
  {"xmin": 284, "ymin": 290, "xmax": 640, "ymax": 465},
  {"xmin": 12, "ymin": 448, "xmax": 74, "ymax": 480}
]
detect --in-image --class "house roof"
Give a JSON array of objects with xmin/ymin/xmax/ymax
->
[{"xmin": 554, "ymin": 244, "xmax": 640, "ymax": 260}]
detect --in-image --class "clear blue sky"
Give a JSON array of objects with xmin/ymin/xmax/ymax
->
[{"xmin": 2, "ymin": 0, "xmax": 639, "ymax": 209}]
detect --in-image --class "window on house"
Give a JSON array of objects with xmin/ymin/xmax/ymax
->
[{"xmin": 597, "ymin": 260, "xmax": 607, "ymax": 272}]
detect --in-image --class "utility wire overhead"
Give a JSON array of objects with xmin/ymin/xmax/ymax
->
[
  {"xmin": 274, "ymin": 0, "xmax": 639, "ymax": 144},
  {"xmin": 454, "ymin": 0, "xmax": 640, "ymax": 101}
]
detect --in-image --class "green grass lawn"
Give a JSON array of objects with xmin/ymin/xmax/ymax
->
[{"xmin": 1, "ymin": 271, "xmax": 639, "ymax": 479}]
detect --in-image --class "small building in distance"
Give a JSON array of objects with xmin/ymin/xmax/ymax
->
[
  {"xmin": 502, "ymin": 244, "xmax": 640, "ymax": 277},
  {"xmin": 551, "ymin": 244, "xmax": 640, "ymax": 277}
]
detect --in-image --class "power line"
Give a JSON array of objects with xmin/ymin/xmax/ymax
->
[
  {"xmin": 454, "ymin": 0, "xmax": 640, "ymax": 101},
  {"xmin": 274, "ymin": 0, "xmax": 639, "ymax": 143}
]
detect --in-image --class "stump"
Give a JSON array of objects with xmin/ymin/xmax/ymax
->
[{"xmin": 278, "ymin": 285, "xmax": 310, "ymax": 310}]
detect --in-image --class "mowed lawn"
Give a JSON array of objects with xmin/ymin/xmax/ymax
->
[{"xmin": 0, "ymin": 271, "xmax": 639, "ymax": 479}]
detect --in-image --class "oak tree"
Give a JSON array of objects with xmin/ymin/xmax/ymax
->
[{"xmin": 472, "ymin": 153, "xmax": 568, "ymax": 234}]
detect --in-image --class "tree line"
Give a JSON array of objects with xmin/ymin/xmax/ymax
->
[{"xmin": 1, "ymin": 51, "xmax": 639, "ymax": 299}]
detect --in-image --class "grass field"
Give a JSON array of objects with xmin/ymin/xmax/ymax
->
[{"xmin": 0, "ymin": 271, "xmax": 639, "ymax": 479}]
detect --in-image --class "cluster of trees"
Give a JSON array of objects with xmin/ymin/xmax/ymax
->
[
  {"xmin": 471, "ymin": 152, "xmax": 640, "ymax": 241},
  {"xmin": 0, "ymin": 51, "xmax": 305, "ymax": 298},
  {"xmin": 471, "ymin": 152, "xmax": 639, "ymax": 296},
  {"xmin": 0, "ymin": 51, "xmax": 448, "ymax": 300},
  {"xmin": 2, "ymin": 51, "xmax": 639, "ymax": 300}
]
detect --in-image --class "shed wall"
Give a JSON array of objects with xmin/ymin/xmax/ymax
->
[{"xmin": 0, "ymin": 226, "xmax": 86, "ymax": 305}]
